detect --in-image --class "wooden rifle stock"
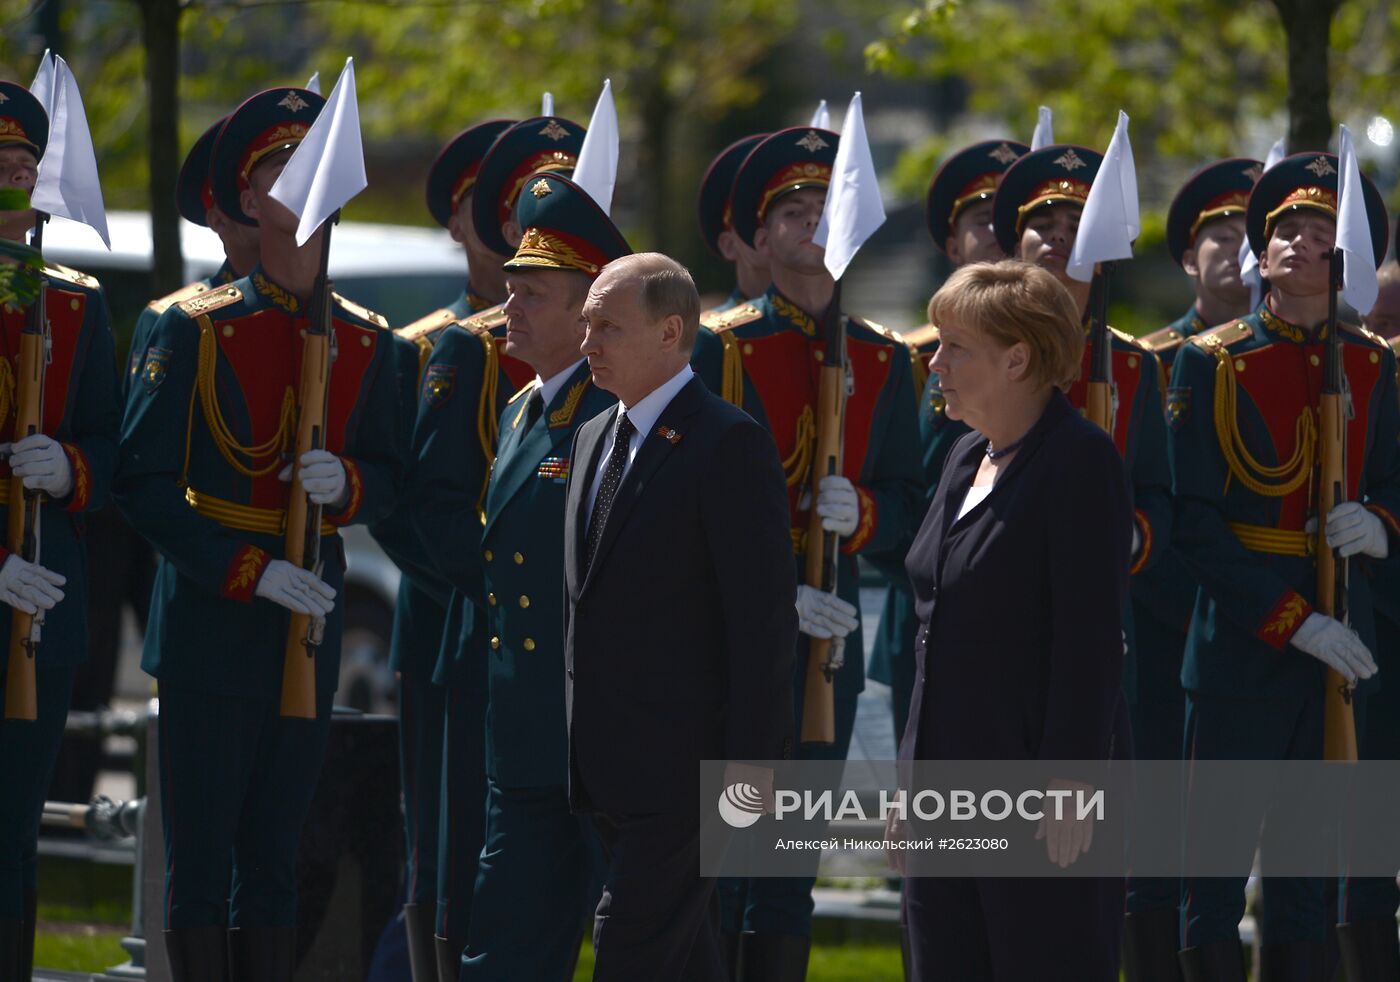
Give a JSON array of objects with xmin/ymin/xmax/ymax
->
[
  {"xmin": 4, "ymin": 217, "xmax": 47, "ymax": 721},
  {"xmin": 279, "ymin": 222, "xmax": 335, "ymax": 719},
  {"xmin": 1085, "ymin": 264, "xmax": 1114, "ymax": 434},
  {"xmin": 1318, "ymin": 249, "xmax": 1356, "ymax": 762},
  {"xmin": 800, "ymin": 283, "xmax": 847, "ymax": 746}
]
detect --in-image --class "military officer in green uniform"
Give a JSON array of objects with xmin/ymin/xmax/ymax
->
[
  {"xmin": 697, "ymin": 134, "xmax": 769, "ymax": 316},
  {"xmin": 0, "ymin": 79, "xmax": 120, "ymax": 982},
  {"xmin": 369, "ymin": 118, "xmax": 513, "ymax": 982},
  {"xmin": 1169, "ymin": 153, "xmax": 1398, "ymax": 980},
  {"xmin": 1119, "ymin": 158, "xmax": 1262, "ymax": 980},
  {"xmin": 410, "ymin": 113, "xmax": 581, "ymax": 981},
  {"xmin": 704, "ymin": 126, "xmax": 922, "ymax": 979},
  {"xmin": 115, "ymin": 87, "xmax": 401, "ymax": 981},
  {"xmin": 458, "ymin": 171, "xmax": 622, "ymax": 982},
  {"xmin": 867, "ymin": 138, "xmax": 1027, "ymax": 746}
]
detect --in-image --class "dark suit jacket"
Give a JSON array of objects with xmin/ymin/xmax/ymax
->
[
  {"xmin": 563, "ymin": 374, "xmax": 797, "ymax": 815},
  {"xmin": 898, "ymin": 390, "xmax": 1133, "ymax": 765}
]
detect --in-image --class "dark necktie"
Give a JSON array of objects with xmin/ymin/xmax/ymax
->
[
  {"xmin": 524, "ymin": 388, "xmax": 545, "ymax": 431},
  {"xmin": 584, "ymin": 411, "xmax": 635, "ymax": 574}
]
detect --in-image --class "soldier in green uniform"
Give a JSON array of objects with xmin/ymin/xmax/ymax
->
[
  {"xmin": 115, "ymin": 87, "xmax": 401, "ymax": 981},
  {"xmin": 867, "ymin": 139, "xmax": 1027, "ymax": 746},
  {"xmin": 705, "ymin": 125, "xmax": 922, "ymax": 979},
  {"xmin": 1169, "ymin": 153, "xmax": 1398, "ymax": 980},
  {"xmin": 0, "ymin": 79, "xmax": 120, "ymax": 982},
  {"xmin": 1121, "ymin": 158, "xmax": 1261, "ymax": 981},
  {"xmin": 697, "ymin": 134, "xmax": 769, "ymax": 316},
  {"xmin": 369, "ymin": 118, "xmax": 513, "ymax": 982},
  {"xmin": 458, "ymin": 171, "xmax": 623, "ymax": 982},
  {"xmin": 410, "ymin": 113, "xmax": 581, "ymax": 981}
]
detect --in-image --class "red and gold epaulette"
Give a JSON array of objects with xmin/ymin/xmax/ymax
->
[
  {"xmin": 332, "ymin": 291, "xmax": 389, "ymax": 329},
  {"xmin": 397, "ymin": 307, "xmax": 457, "ymax": 342},
  {"xmin": 1188, "ymin": 319, "xmax": 1253, "ymax": 351},
  {"xmin": 177, "ymin": 283, "xmax": 243, "ymax": 317},
  {"xmin": 1139, "ymin": 324, "xmax": 1189, "ymax": 353},
  {"xmin": 700, "ymin": 302, "xmax": 763, "ymax": 333},
  {"xmin": 462, "ymin": 303, "xmax": 507, "ymax": 334},
  {"xmin": 902, "ymin": 323, "xmax": 941, "ymax": 350},
  {"xmin": 42, "ymin": 263, "xmax": 100, "ymax": 291},
  {"xmin": 147, "ymin": 279, "xmax": 213, "ymax": 317}
]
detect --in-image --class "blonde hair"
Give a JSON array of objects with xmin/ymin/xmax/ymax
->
[
  {"xmin": 599, "ymin": 252, "xmax": 702, "ymax": 352},
  {"xmin": 927, "ymin": 260, "xmax": 1085, "ymax": 391}
]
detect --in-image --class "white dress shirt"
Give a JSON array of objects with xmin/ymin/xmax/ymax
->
[
  {"xmin": 585, "ymin": 364, "xmax": 695, "ymax": 523},
  {"xmin": 536, "ymin": 358, "xmax": 586, "ymax": 410}
]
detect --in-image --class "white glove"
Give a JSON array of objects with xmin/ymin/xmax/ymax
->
[
  {"xmin": 796, "ymin": 584, "xmax": 858, "ymax": 640},
  {"xmin": 1324, "ymin": 502, "xmax": 1389, "ymax": 560},
  {"xmin": 0, "ymin": 554, "xmax": 65, "ymax": 615},
  {"xmin": 1290, "ymin": 612, "xmax": 1377, "ymax": 683},
  {"xmin": 278, "ymin": 450, "xmax": 349, "ymax": 509},
  {"xmin": 815, "ymin": 475, "xmax": 860, "ymax": 537},
  {"xmin": 254, "ymin": 559, "xmax": 336, "ymax": 616},
  {"xmin": 5, "ymin": 435, "xmax": 73, "ymax": 498}
]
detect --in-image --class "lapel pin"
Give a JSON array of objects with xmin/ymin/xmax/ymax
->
[{"xmin": 657, "ymin": 426, "xmax": 682, "ymax": 445}]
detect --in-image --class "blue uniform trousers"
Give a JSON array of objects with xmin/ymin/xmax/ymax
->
[
  {"xmin": 1125, "ymin": 690, "xmax": 1186, "ymax": 915},
  {"xmin": 434, "ymin": 668, "xmax": 488, "ymax": 946}
]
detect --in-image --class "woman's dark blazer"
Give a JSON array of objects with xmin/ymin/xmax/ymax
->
[{"xmin": 897, "ymin": 389, "xmax": 1133, "ymax": 763}]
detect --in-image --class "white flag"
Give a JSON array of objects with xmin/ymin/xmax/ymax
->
[
  {"xmin": 810, "ymin": 100, "xmax": 830, "ymax": 131},
  {"xmin": 306, "ymin": 72, "xmax": 322, "ymax": 95},
  {"xmin": 30, "ymin": 54, "xmax": 109, "ymax": 248},
  {"xmin": 270, "ymin": 58, "xmax": 367, "ymax": 247},
  {"xmin": 1336, "ymin": 125, "xmax": 1379, "ymax": 315},
  {"xmin": 541, "ymin": 92, "xmax": 554, "ymax": 117},
  {"xmin": 1031, "ymin": 106, "xmax": 1054, "ymax": 151},
  {"xmin": 1067, "ymin": 111, "xmax": 1138, "ymax": 282},
  {"xmin": 1240, "ymin": 137, "xmax": 1286, "ymax": 307},
  {"xmin": 814, "ymin": 92, "xmax": 885, "ymax": 281},
  {"xmin": 30, "ymin": 50, "xmax": 54, "ymax": 111},
  {"xmin": 572, "ymin": 79, "xmax": 618, "ymax": 215}
]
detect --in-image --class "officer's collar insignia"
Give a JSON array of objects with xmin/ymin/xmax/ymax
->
[
  {"xmin": 1305, "ymin": 156, "xmax": 1337, "ymax": 178},
  {"xmin": 771, "ymin": 292, "xmax": 818, "ymax": 337},
  {"xmin": 548, "ymin": 379, "xmax": 589, "ymax": 428},
  {"xmin": 796, "ymin": 130, "xmax": 829, "ymax": 153},
  {"xmin": 1260, "ymin": 304, "xmax": 1321, "ymax": 343},
  {"xmin": 657, "ymin": 425, "xmax": 682, "ymax": 444},
  {"xmin": 252, "ymin": 271, "xmax": 300, "ymax": 313},
  {"xmin": 278, "ymin": 91, "xmax": 310, "ymax": 113},
  {"xmin": 539, "ymin": 120, "xmax": 569, "ymax": 141},
  {"xmin": 1242, "ymin": 163, "xmax": 1263, "ymax": 183},
  {"xmin": 1053, "ymin": 148, "xmax": 1086, "ymax": 172},
  {"xmin": 530, "ymin": 178, "xmax": 553, "ymax": 199},
  {"xmin": 423, "ymin": 363, "xmax": 456, "ymax": 407},
  {"xmin": 989, "ymin": 143, "xmax": 1019, "ymax": 165}
]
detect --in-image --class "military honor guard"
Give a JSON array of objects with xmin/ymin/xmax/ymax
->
[
  {"xmin": 114, "ymin": 86, "xmax": 401, "ymax": 980},
  {"xmin": 703, "ymin": 125, "xmax": 922, "ymax": 978},
  {"xmin": 697, "ymin": 134, "xmax": 770, "ymax": 316},
  {"xmin": 457, "ymin": 171, "xmax": 624, "ymax": 981},
  {"xmin": 1168, "ymin": 153, "xmax": 1399, "ymax": 979},
  {"xmin": 0, "ymin": 79, "xmax": 120, "ymax": 982},
  {"xmin": 867, "ymin": 138, "xmax": 1027, "ymax": 746}
]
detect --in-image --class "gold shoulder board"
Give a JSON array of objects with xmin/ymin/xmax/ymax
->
[
  {"xmin": 332, "ymin": 291, "xmax": 389, "ymax": 329},
  {"xmin": 463, "ymin": 303, "xmax": 508, "ymax": 334},
  {"xmin": 700, "ymin": 302, "xmax": 763, "ymax": 333},
  {"xmin": 902, "ymin": 323, "xmax": 941, "ymax": 349},
  {"xmin": 178, "ymin": 284, "xmax": 243, "ymax": 317},
  {"xmin": 1188, "ymin": 319, "xmax": 1252, "ymax": 350},
  {"xmin": 42, "ymin": 263, "xmax": 100, "ymax": 290},
  {"xmin": 148, "ymin": 280, "xmax": 212, "ymax": 316},
  {"xmin": 1139, "ymin": 325, "xmax": 1187, "ymax": 352},
  {"xmin": 1340, "ymin": 321, "xmax": 1390, "ymax": 350},
  {"xmin": 398, "ymin": 307, "xmax": 457, "ymax": 341}
]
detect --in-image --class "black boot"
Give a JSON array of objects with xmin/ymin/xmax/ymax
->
[
  {"xmin": 1123, "ymin": 909, "xmax": 1185, "ymax": 982},
  {"xmin": 1256, "ymin": 941, "xmax": 1325, "ymax": 982},
  {"xmin": 227, "ymin": 925, "xmax": 295, "ymax": 982},
  {"xmin": 1337, "ymin": 919, "xmax": 1400, "ymax": 982},
  {"xmin": 404, "ymin": 903, "xmax": 437, "ymax": 982},
  {"xmin": 16, "ymin": 890, "xmax": 36, "ymax": 982},
  {"xmin": 1178, "ymin": 939, "xmax": 1247, "ymax": 982},
  {"xmin": 435, "ymin": 933, "xmax": 461, "ymax": 982},
  {"xmin": 164, "ymin": 925, "xmax": 231, "ymax": 982},
  {"xmin": 737, "ymin": 932, "xmax": 811, "ymax": 982}
]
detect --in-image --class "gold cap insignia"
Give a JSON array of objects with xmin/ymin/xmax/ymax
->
[
  {"xmin": 1242, "ymin": 163, "xmax": 1263, "ymax": 183},
  {"xmin": 530, "ymin": 178, "xmax": 553, "ymax": 199},
  {"xmin": 278, "ymin": 91, "xmax": 310, "ymax": 113},
  {"xmin": 796, "ymin": 130, "xmax": 829, "ymax": 153},
  {"xmin": 1053, "ymin": 149, "xmax": 1086, "ymax": 172},
  {"xmin": 657, "ymin": 426, "xmax": 682, "ymax": 444},
  {"xmin": 989, "ymin": 143, "xmax": 1019, "ymax": 165},
  {"xmin": 1305, "ymin": 156, "xmax": 1336, "ymax": 178},
  {"xmin": 539, "ymin": 120, "xmax": 569, "ymax": 141}
]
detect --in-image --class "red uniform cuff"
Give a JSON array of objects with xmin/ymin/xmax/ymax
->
[
  {"xmin": 1257, "ymin": 590, "xmax": 1313, "ymax": 650},
  {"xmin": 60, "ymin": 443, "xmax": 91, "ymax": 513},
  {"xmin": 1128, "ymin": 510, "xmax": 1152, "ymax": 575},
  {"xmin": 222, "ymin": 545, "xmax": 270, "ymax": 602},
  {"xmin": 841, "ymin": 487, "xmax": 877, "ymax": 554},
  {"xmin": 326, "ymin": 457, "xmax": 363, "ymax": 526}
]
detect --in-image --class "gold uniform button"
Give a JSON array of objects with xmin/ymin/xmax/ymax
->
[
  {"xmin": 742, "ymin": 343, "xmax": 754, "ymax": 355},
  {"xmin": 484, "ymin": 549, "xmax": 493, "ymax": 562},
  {"xmin": 487, "ymin": 593, "xmax": 497, "ymax": 606},
  {"xmin": 1234, "ymin": 359, "xmax": 1247, "ymax": 372},
  {"xmin": 222, "ymin": 324, "xmax": 235, "ymax": 338},
  {"xmin": 519, "ymin": 595, "xmax": 530, "ymax": 609},
  {"xmin": 513, "ymin": 552, "xmax": 524, "ymax": 565},
  {"xmin": 523, "ymin": 638, "xmax": 536, "ymax": 652},
  {"xmin": 877, "ymin": 350, "xmax": 888, "ymax": 362},
  {"xmin": 70, "ymin": 298, "xmax": 80, "ymax": 311},
  {"xmin": 1127, "ymin": 355, "xmax": 1139, "ymax": 369},
  {"xmin": 300, "ymin": 328, "xmax": 308, "ymax": 339},
  {"xmin": 490, "ymin": 636, "xmax": 501, "ymax": 650},
  {"xmin": 1369, "ymin": 352, "xmax": 1380, "ymax": 364},
  {"xmin": 814, "ymin": 350, "xmax": 824, "ymax": 362},
  {"xmin": 361, "ymin": 335, "xmax": 372, "ymax": 347},
  {"xmin": 1309, "ymin": 354, "xmax": 1320, "ymax": 367}
]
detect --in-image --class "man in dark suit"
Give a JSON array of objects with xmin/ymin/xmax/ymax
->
[{"xmin": 563, "ymin": 252, "xmax": 798, "ymax": 981}]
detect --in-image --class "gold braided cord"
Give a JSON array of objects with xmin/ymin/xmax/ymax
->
[
  {"xmin": 0, "ymin": 357, "xmax": 14, "ymax": 427},
  {"xmin": 475, "ymin": 331, "xmax": 501, "ymax": 518},
  {"xmin": 196, "ymin": 318, "xmax": 296, "ymax": 478},
  {"xmin": 782, "ymin": 405, "xmax": 816, "ymax": 489},
  {"xmin": 1228, "ymin": 522, "xmax": 1314, "ymax": 557},
  {"xmin": 717, "ymin": 331, "xmax": 744, "ymax": 407},
  {"xmin": 1205, "ymin": 336, "xmax": 1316, "ymax": 497}
]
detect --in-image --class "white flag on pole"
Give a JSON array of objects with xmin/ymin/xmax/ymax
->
[
  {"xmin": 814, "ymin": 92, "xmax": 885, "ymax": 281},
  {"xmin": 572, "ymin": 79, "xmax": 619, "ymax": 215},
  {"xmin": 1240, "ymin": 138, "xmax": 1286, "ymax": 307},
  {"xmin": 30, "ymin": 53, "xmax": 109, "ymax": 248},
  {"xmin": 270, "ymin": 58, "xmax": 367, "ymax": 247},
  {"xmin": 1336, "ymin": 124, "xmax": 1379, "ymax": 315},
  {"xmin": 810, "ymin": 100, "xmax": 831, "ymax": 131},
  {"xmin": 1031, "ymin": 106, "xmax": 1054, "ymax": 151},
  {"xmin": 306, "ymin": 72, "xmax": 322, "ymax": 95},
  {"xmin": 1066, "ymin": 111, "xmax": 1138, "ymax": 282}
]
